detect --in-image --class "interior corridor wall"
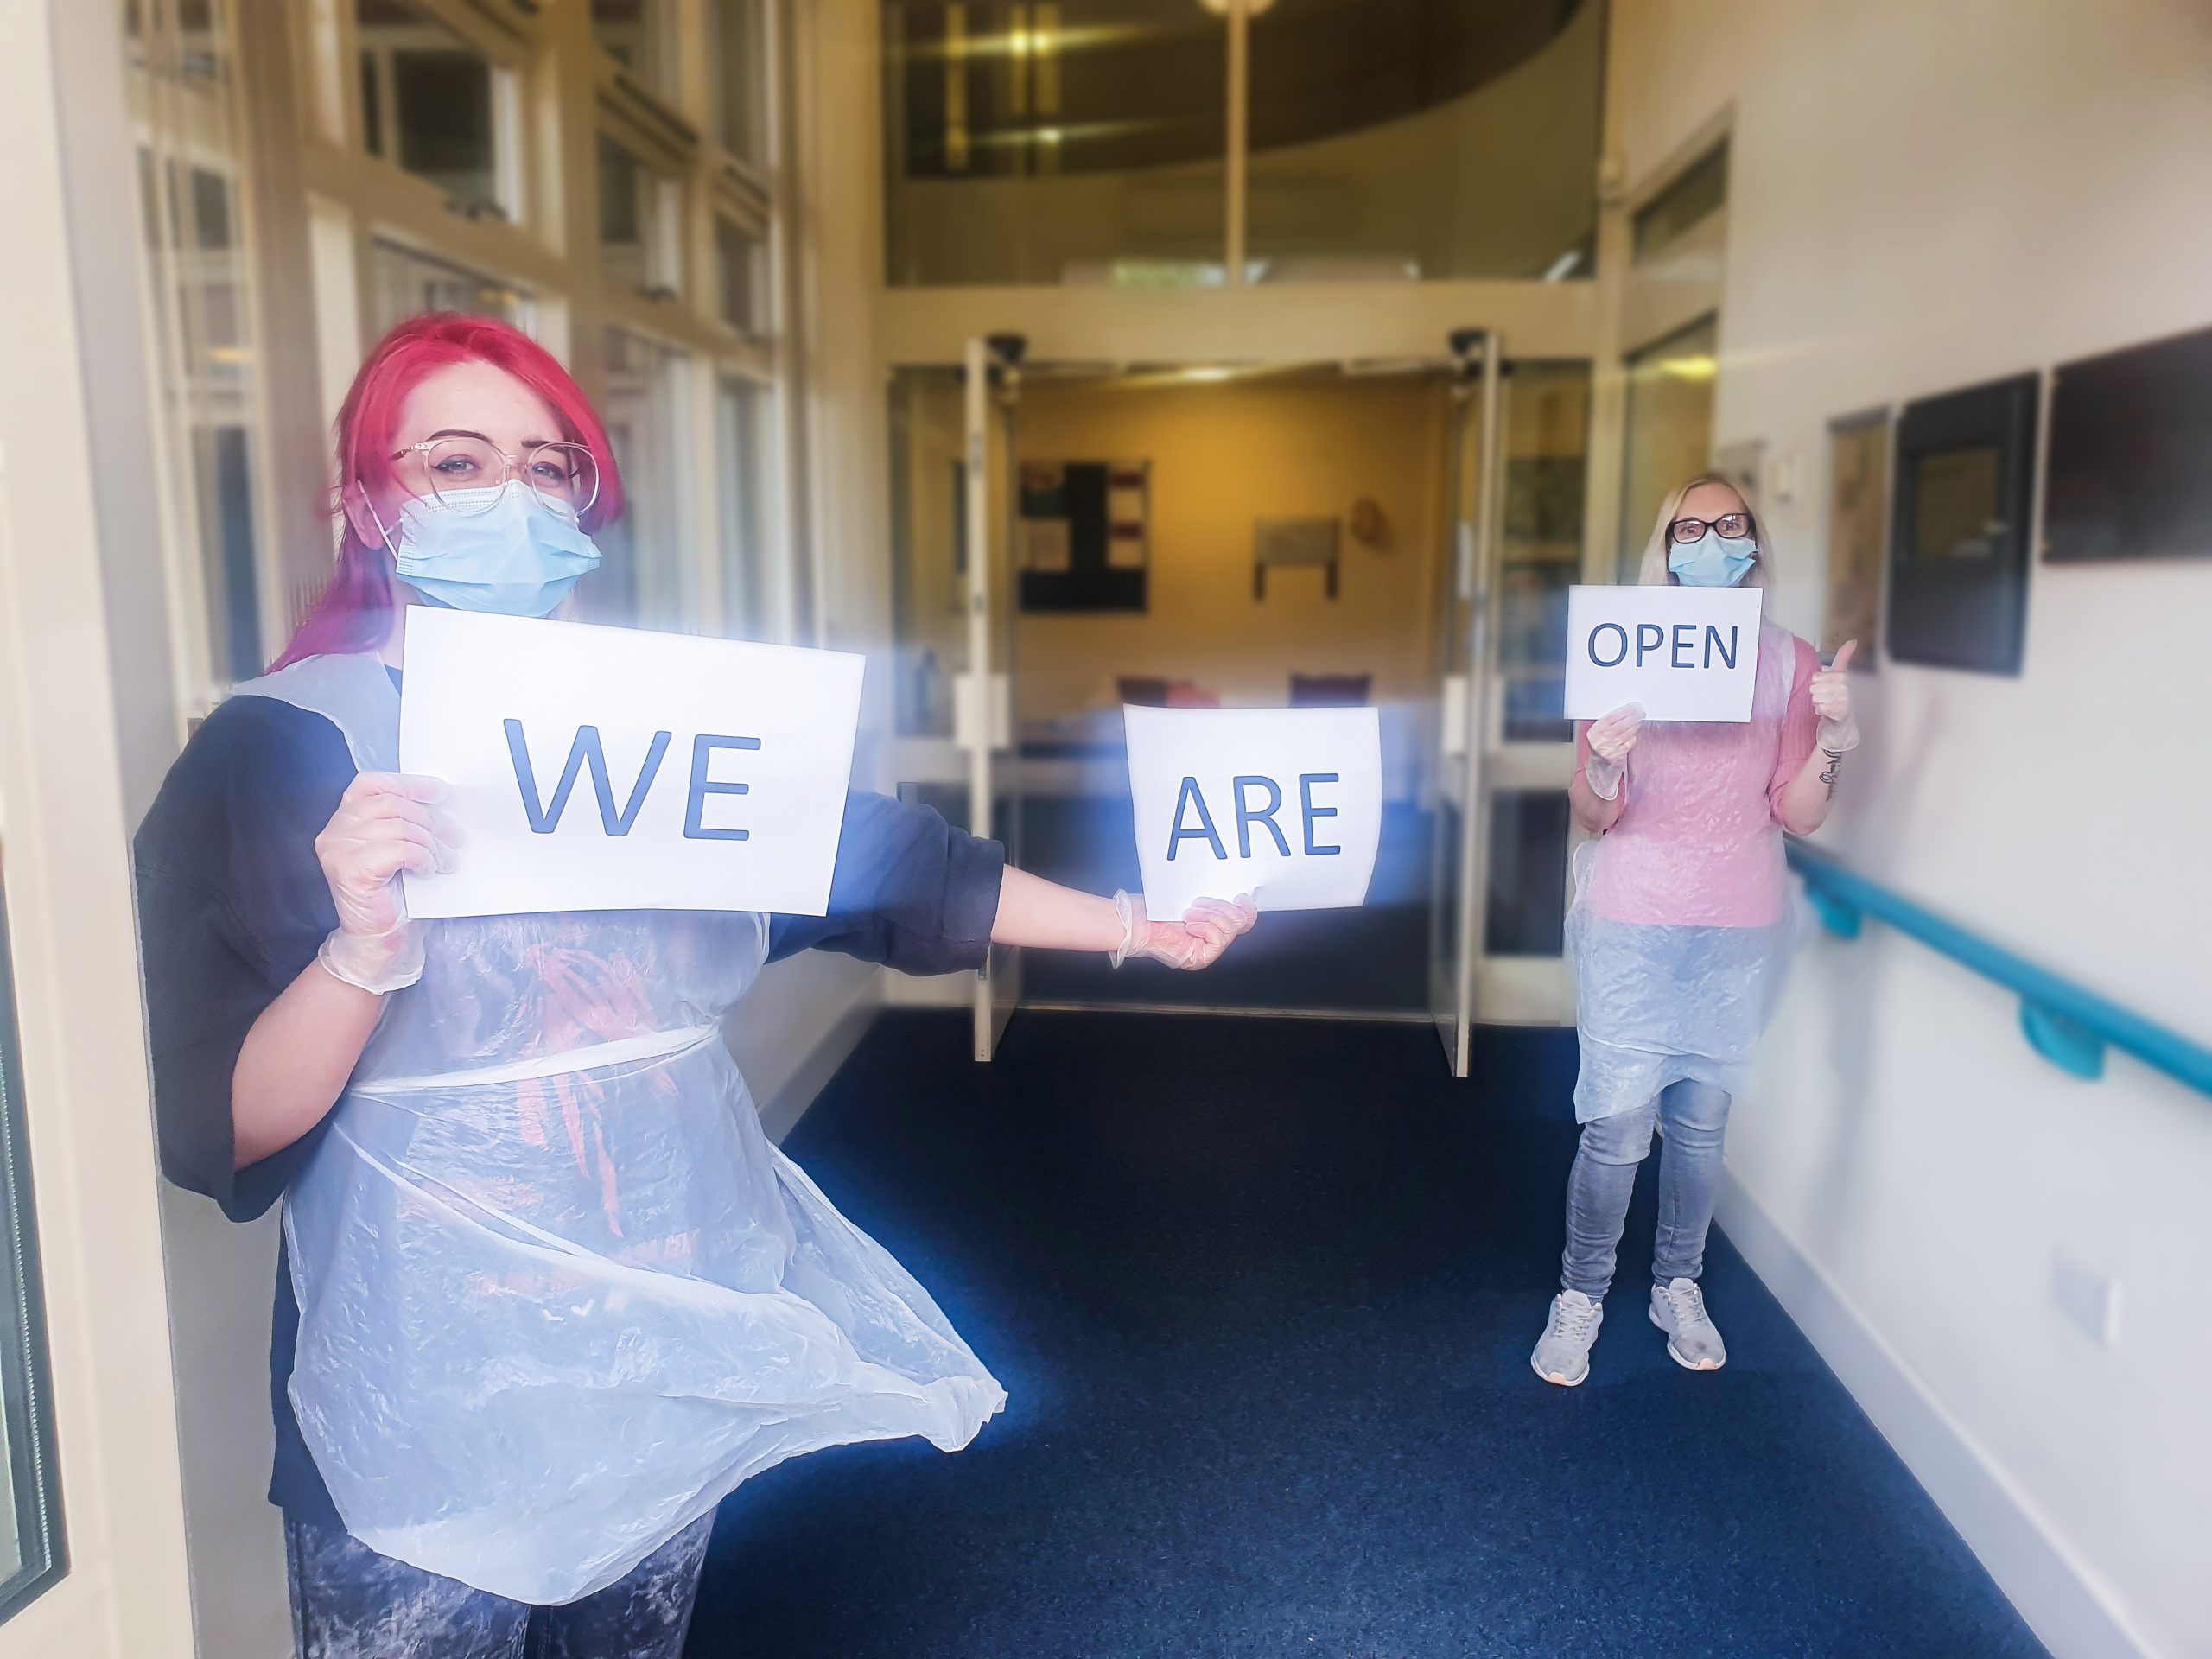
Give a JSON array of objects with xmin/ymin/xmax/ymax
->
[
  {"xmin": 1609, "ymin": 3, "xmax": 2212, "ymax": 1653},
  {"xmin": 1011, "ymin": 378, "xmax": 1449, "ymax": 721}
]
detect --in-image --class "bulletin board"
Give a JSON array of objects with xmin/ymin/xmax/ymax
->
[
  {"xmin": 1886, "ymin": 373, "xmax": 2038, "ymax": 677},
  {"xmin": 1019, "ymin": 461, "xmax": 1149, "ymax": 613}
]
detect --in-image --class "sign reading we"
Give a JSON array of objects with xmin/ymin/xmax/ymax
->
[
  {"xmin": 399, "ymin": 609, "xmax": 862, "ymax": 919},
  {"xmin": 1124, "ymin": 704, "xmax": 1382, "ymax": 918},
  {"xmin": 1562, "ymin": 584, "xmax": 1764, "ymax": 723}
]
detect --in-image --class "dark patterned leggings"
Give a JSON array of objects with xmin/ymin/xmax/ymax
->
[{"xmin": 286, "ymin": 1512, "xmax": 712, "ymax": 1659}]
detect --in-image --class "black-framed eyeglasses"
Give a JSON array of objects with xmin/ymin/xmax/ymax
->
[{"xmin": 1668, "ymin": 511, "xmax": 1756, "ymax": 544}]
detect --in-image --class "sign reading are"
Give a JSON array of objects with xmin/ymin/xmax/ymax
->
[
  {"xmin": 1562, "ymin": 584, "xmax": 1764, "ymax": 723},
  {"xmin": 399, "ymin": 608, "xmax": 862, "ymax": 918},
  {"xmin": 1124, "ymin": 704, "xmax": 1382, "ymax": 918}
]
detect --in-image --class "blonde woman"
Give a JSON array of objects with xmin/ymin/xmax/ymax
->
[{"xmin": 1532, "ymin": 474, "xmax": 1860, "ymax": 1387}]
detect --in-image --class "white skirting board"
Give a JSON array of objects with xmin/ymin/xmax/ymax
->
[
  {"xmin": 1714, "ymin": 1171, "xmax": 2152, "ymax": 1659},
  {"xmin": 756, "ymin": 998, "xmax": 880, "ymax": 1146}
]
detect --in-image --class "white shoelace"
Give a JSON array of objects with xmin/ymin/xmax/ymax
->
[
  {"xmin": 1554, "ymin": 1295, "xmax": 1599, "ymax": 1342},
  {"xmin": 1662, "ymin": 1280, "xmax": 1710, "ymax": 1329}
]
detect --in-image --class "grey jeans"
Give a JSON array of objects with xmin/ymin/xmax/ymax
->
[
  {"xmin": 286, "ymin": 1512, "xmax": 713, "ymax": 1659},
  {"xmin": 1560, "ymin": 1079, "xmax": 1732, "ymax": 1300}
]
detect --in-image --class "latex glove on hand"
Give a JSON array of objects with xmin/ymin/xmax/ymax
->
[
  {"xmin": 1110, "ymin": 892, "xmax": 1259, "ymax": 971},
  {"xmin": 1583, "ymin": 702, "xmax": 1643, "ymax": 801},
  {"xmin": 1810, "ymin": 639, "xmax": 1861, "ymax": 752},
  {"xmin": 313, "ymin": 772, "xmax": 459, "ymax": 995}
]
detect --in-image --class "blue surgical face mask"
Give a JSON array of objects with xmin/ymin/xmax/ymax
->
[
  {"xmin": 1667, "ymin": 529, "xmax": 1757, "ymax": 588},
  {"xmin": 382, "ymin": 480, "xmax": 601, "ymax": 617}
]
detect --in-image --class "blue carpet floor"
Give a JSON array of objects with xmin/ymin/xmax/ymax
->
[{"xmin": 686, "ymin": 1010, "xmax": 2045, "ymax": 1658}]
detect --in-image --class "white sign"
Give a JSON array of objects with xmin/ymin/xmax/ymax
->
[
  {"xmin": 1124, "ymin": 705, "xmax": 1382, "ymax": 918},
  {"xmin": 399, "ymin": 608, "xmax": 863, "ymax": 918},
  {"xmin": 1562, "ymin": 584, "xmax": 1764, "ymax": 723}
]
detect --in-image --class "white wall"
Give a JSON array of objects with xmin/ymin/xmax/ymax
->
[{"xmin": 1610, "ymin": 3, "xmax": 2212, "ymax": 1654}]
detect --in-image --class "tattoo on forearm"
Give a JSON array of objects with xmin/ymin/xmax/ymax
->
[{"xmin": 1820, "ymin": 747, "xmax": 1846, "ymax": 799}]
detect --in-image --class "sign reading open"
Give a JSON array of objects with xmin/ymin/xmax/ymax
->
[
  {"xmin": 1562, "ymin": 584, "xmax": 1764, "ymax": 723},
  {"xmin": 399, "ymin": 608, "xmax": 863, "ymax": 918}
]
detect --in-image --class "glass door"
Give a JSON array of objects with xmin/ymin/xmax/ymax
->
[
  {"xmin": 1430, "ymin": 337, "xmax": 1588, "ymax": 1076},
  {"xmin": 1429, "ymin": 330, "xmax": 1502, "ymax": 1076},
  {"xmin": 964, "ymin": 337, "xmax": 1024, "ymax": 1059}
]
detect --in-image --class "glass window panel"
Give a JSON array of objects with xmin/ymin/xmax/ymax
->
[
  {"xmin": 589, "ymin": 328, "xmax": 693, "ymax": 632},
  {"xmin": 356, "ymin": 0, "xmax": 505, "ymax": 218},
  {"xmin": 887, "ymin": 367, "xmax": 969, "ymax": 734},
  {"xmin": 1492, "ymin": 363, "xmax": 1590, "ymax": 743},
  {"xmin": 715, "ymin": 217, "xmax": 766, "ymax": 337},
  {"xmin": 368, "ymin": 242, "xmax": 530, "ymax": 338},
  {"xmin": 710, "ymin": 0, "xmax": 770, "ymax": 166},
  {"xmin": 125, "ymin": 1, "xmax": 271, "ymax": 705},
  {"xmin": 716, "ymin": 378, "xmax": 774, "ymax": 637},
  {"xmin": 883, "ymin": 1, "xmax": 1229, "ymax": 287},
  {"xmin": 1634, "ymin": 141, "xmax": 1729, "ymax": 265},
  {"xmin": 1244, "ymin": 0, "xmax": 1600, "ymax": 283},
  {"xmin": 599, "ymin": 136, "xmax": 680, "ymax": 299},
  {"xmin": 0, "ymin": 880, "xmax": 66, "ymax": 1623},
  {"xmin": 594, "ymin": 0, "xmax": 679, "ymax": 104},
  {"xmin": 1618, "ymin": 318, "xmax": 1719, "ymax": 581},
  {"xmin": 1484, "ymin": 790, "xmax": 1569, "ymax": 957}
]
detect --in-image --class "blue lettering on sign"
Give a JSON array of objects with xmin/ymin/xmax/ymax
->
[
  {"xmin": 1587, "ymin": 620, "xmax": 1743, "ymax": 670},
  {"xmin": 1167, "ymin": 776, "xmax": 1227, "ymax": 861},
  {"xmin": 1234, "ymin": 775, "xmax": 1290, "ymax": 857},
  {"xmin": 504, "ymin": 720, "xmax": 670, "ymax": 836},
  {"xmin": 684, "ymin": 734, "xmax": 764, "ymax": 841},
  {"xmin": 1299, "ymin": 773, "xmax": 1342, "ymax": 855}
]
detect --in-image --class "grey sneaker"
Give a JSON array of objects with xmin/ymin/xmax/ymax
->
[
  {"xmin": 1650, "ymin": 1277, "xmax": 1727, "ymax": 1370},
  {"xmin": 1531, "ymin": 1290, "xmax": 1605, "ymax": 1387}
]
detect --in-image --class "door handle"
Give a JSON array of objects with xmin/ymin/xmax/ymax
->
[{"xmin": 1440, "ymin": 673, "xmax": 1470, "ymax": 758}]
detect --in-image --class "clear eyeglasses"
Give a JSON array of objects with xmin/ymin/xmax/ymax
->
[
  {"xmin": 391, "ymin": 435, "xmax": 601, "ymax": 519},
  {"xmin": 1667, "ymin": 511, "xmax": 1755, "ymax": 544}
]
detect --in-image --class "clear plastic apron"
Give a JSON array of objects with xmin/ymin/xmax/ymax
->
[
  {"xmin": 1565, "ymin": 620, "xmax": 1800, "ymax": 1124},
  {"xmin": 234, "ymin": 653, "xmax": 1006, "ymax": 1605}
]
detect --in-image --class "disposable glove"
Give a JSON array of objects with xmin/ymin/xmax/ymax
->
[
  {"xmin": 1584, "ymin": 702, "xmax": 1643, "ymax": 802},
  {"xmin": 1811, "ymin": 639, "xmax": 1861, "ymax": 753},
  {"xmin": 313, "ymin": 771, "xmax": 457, "ymax": 995},
  {"xmin": 1110, "ymin": 891, "xmax": 1258, "ymax": 971}
]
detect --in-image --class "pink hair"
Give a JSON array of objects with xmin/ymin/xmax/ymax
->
[{"xmin": 272, "ymin": 314, "xmax": 625, "ymax": 670}]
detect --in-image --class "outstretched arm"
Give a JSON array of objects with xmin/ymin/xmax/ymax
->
[{"xmin": 992, "ymin": 866, "xmax": 1256, "ymax": 970}]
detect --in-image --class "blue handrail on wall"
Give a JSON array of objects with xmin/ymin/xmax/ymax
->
[{"xmin": 1785, "ymin": 842, "xmax": 2212, "ymax": 1098}]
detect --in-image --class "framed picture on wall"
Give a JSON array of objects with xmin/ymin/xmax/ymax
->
[
  {"xmin": 1019, "ymin": 461, "xmax": 1148, "ymax": 613},
  {"xmin": 2044, "ymin": 323, "xmax": 2212, "ymax": 564},
  {"xmin": 1885, "ymin": 373, "xmax": 2038, "ymax": 677},
  {"xmin": 1823, "ymin": 410, "xmax": 1889, "ymax": 667}
]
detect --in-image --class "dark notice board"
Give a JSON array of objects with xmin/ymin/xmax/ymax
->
[
  {"xmin": 1020, "ymin": 461, "xmax": 1147, "ymax": 613},
  {"xmin": 1886, "ymin": 372, "xmax": 2039, "ymax": 677},
  {"xmin": 2044, "ymin": 324, "xmax": 2212, "ymax": 564}
]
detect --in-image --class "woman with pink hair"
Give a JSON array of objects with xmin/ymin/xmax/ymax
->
[{"xmin": 136, "ymin": 315, "xmax": 1255, "ymax": 1655}]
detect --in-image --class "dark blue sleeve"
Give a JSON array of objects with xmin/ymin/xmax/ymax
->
[
  {"xmin": 766, "ymin": 791, "xmax": 1004, "ymax": 976},
  {"xmin": 133, "ymin": 696, "xmax": 356, "ymax": 1220}
]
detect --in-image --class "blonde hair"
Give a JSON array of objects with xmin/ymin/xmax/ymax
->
[{"xmin": 1634, "ymin": 472, "xmax": 1774, "ymax": 589}]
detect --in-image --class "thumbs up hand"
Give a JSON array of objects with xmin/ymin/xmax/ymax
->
[{"xmin": 1811, "ymin": 640, "xmax": 1861, "ymax": 752}]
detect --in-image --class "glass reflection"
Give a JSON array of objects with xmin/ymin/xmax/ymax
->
[
  {"xmin": 1245, "ymin": 0, "xmax": 1602, "ymax": 283},
  {"xmin": 882, "ymin": 1, "xmax": 1229, "ymax": 287}
]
